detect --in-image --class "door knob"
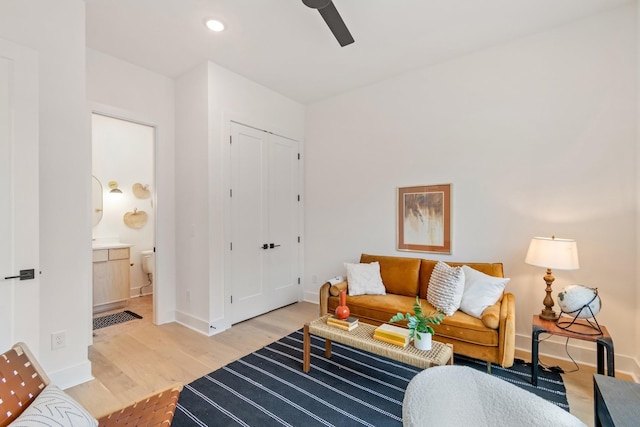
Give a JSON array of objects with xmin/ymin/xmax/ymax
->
[
  {"xmin": 4, "ymin": 269, "xmax": 35, "ymax": 281},
  {"xmin": 269, "ymin": 243, "xmax": 281, "ymax": 249},
  {"xmin": 261, "ymin": 244, "xmax": 269, "ymax": 250}
]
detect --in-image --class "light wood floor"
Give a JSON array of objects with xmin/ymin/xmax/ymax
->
[{"xmin": 68, "ymin": 296, "xmax": 603, "ymax": 425}]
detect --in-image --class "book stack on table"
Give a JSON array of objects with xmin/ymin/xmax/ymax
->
[
  {"xmin": 373, "ymin": 324, "xmax": 411, "ymax": 347},
  {"xmin": 326, "ymin": 315, "xmax": 359, "ymax": 331}
]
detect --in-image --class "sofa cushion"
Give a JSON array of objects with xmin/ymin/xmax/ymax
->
[
  {"xmin": 9, "ymin": 384, "xmax": 98, "ymax": 427},
  {"xmin": 459, "ymin": 265, "xmax": 510, "ymax": 319},
  {"xmin": 360, "ymin": 254, "xmax": 421, "ymax": 297},
  {"xmin": 340, "ymin": 293, "xmax": 423, "ymax": 321},
  {"xmin": 432, "ymin": 309, "xmax": 499, "ymax": 347},
  {"xmin": 426, "ymin": 261, "xmax": 465, "ymax": 316},
  {"xmin": 345, "ymin": 262, "xmax": 386, "ymax": 296}
]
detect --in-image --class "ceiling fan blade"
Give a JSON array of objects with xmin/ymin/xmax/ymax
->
[
  {"xmin": 315, "ymin": 1, "xmax": 354, "ymax": 47},
  {"xmin": 302, "ymin": 0, "xmax": 354, "ymax": 47}
]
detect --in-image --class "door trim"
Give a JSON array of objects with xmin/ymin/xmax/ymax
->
[{"xmin": 88, "ymin": 104, "xmax": 161, "ymax": 338}]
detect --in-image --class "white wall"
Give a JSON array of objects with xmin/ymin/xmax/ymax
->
[
  {"xmin": 305, "ymin": 4, "xmax": 639, "ymax": 376},
  {"xmin": 3, "ymin": 0, "xmax": 636, "ymax": 390},
  {"xmin": 174, "ymin": 63, "xmax": 210, "ymax": 332},
  {"xmin": 92, "ymin": 114, "xmax": 156, "ymax": 296},
  {"xmin": 175, "ymin": 61, "xmax": 305, "ymax": 334},
  {"xmin": 0, "ymin": 0, "xmax": 92, "ymax": 388},
  {"xmin": 86, "ymin": 49, "xmax": 176, "ymax": 324}
]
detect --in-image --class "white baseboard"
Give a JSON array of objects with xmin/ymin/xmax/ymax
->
[
  {"xmin": 174, "ymin": 310, "xmax": 230, "ymax": 336},
  {"xmin": 51, "ymin": 360, "xmax": 93, "ymax": 390},
  {"xmin": 153, "ymin": 308, "xmax": 175, "ymax": 325},
  {"xmin": 515, "ymin": 332, "xmax": 640, "ymax": 381},
  {"xmin": 130, "ymin": 287, "xmax": 153, "ymax": 298},
  {"xmin": 303, "ymin": 291, "xmax": 319, "ymax": 304},
  {"xmin": 208, "ymin": 318, "xmax": 230, "ymax": 336}
]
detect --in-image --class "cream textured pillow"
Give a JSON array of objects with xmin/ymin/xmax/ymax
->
[
  {"xmin": 9, "ymin": 384, "xmax": 98, "ymax": 427},
  {"xmin": 345, "ymin": 261, "xmax": 386, "ymax": 296},
  {"xmin": 426, "ymin": 261, "xmax": 465, "ymax": 316},
  {"xmin": 459, "ymin": 265, "xmax": 510, "ymax": 319}
]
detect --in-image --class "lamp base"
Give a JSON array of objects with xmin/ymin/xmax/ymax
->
[
  {"xmin": 539, "ymin": 268, "xmax": 558, "ymax": 321},
  {"xmin": 539, "ymin": 308, "xmax": 558, "ymax": 321}
]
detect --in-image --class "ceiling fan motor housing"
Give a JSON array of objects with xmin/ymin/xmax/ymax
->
[{"xmin": 302, "ymin": 0, "xmax": 332, "ymax": 9}]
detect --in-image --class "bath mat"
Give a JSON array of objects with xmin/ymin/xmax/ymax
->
[{"xmin": 93, "ymin": 310, "xmax": 143, "ymax": 330}]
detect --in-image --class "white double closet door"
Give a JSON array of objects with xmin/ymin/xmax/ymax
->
[{"xmin": 228, "ymin": 122, "xmax": 300, "ymax": 325}]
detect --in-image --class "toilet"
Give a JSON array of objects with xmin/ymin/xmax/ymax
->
[{"xmin": 141, "ymin": 249, "xmax": 155, "ymax": 278}]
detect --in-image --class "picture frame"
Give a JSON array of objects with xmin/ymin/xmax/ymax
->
[{"xmin": 397, "ymin": 184, "xmax": 451, "ymax": 254}]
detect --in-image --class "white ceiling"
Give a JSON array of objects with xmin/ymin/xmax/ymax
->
[{"xmin": 85, "ymin": 0, "xmax": 631, "ymax": 104}]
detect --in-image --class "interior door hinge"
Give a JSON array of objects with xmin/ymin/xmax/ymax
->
[
  {"xmin": 298, "ymin": 277, "xmax": 300, "ymax": 285},
  {"xmin": 298, "ymin": 153, "xmax": 301, "ymax": 160},
  {"xmin": 298, "ymin": 236, "xmax": 301, "ymax": 243},
  {"xmin": 297, "ymin": 194, "xmax": 300, "ymax": 202},
  {"xmin": 230, "ymin": 189, "xmax": 232, "ymax": 197},
  {"xmin": 230, "ymin": 242, "xmax": 233, "ymax": 250},
  {"xmin": 231, "ymin": 295, "xmax": 233, "ymax": 303},
  {"xmin": 230, "ymin": 136, "xmax": 232, "ymax": 144}
]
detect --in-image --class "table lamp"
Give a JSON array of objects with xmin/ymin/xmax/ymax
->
[{"xmin": 525, "ymin": 236, "xmax": 579, "ymax": 321}]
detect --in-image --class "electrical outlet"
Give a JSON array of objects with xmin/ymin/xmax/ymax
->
[{"xmin": 51, "ymin": 331, "xmax": 66, "ymax": 350}]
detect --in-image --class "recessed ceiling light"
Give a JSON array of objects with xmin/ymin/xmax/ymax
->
[{"xmin": 205, "ymin": 19, "xmax": 225, "ymax": 32}]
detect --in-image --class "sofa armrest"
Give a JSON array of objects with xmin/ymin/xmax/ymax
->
[
  {"xmin": 498, "ymin": 292, "xmax": 516, "ymax": 368},
  {"xmin": 319, "ymin": 281, "xmax": 348, "ymax": 315},
  {"xmin": 329, "ymin": 281, "xmax": 347, "ymax": 296},
  {"xmin": 319, "ymin": 282, "xmax": 331, "ymax": 315}
]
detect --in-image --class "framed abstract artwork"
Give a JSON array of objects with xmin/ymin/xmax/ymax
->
[{"xmin": 397, "ymin": 184, "xmax": 451, "ymax": 254}]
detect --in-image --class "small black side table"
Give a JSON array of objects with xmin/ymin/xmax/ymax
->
[
  {"xmin": 531, "ymin": 315, "xmax": 614, "ymax": 386},
  {"xmin": 594, "ymin": 374, "xmax": 640, "ymax": 427}
]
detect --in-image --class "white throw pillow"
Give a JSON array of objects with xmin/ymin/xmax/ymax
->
[
  {"xmin": 344, "ymin": 261, "xmax": 386, "ymax": 296},
  {"xmin": 426, "ymin": 261, "xmax": 465, "ymax": 316},
  {"xmin": 459, "ymin": 265, "xmax": 510, "ymax": 318},
  {"xmin": 9, "ymin": 384, "xmax": 98, "ymax": 427}
]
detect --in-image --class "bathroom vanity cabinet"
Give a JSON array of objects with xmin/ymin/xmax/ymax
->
[{"xmin": 92, "ymin": 246, "xmax": 130, "ymax": 313}]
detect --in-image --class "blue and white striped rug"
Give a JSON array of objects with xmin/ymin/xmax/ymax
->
[{"xmin": 173, "ymin": 329, "xmax": 567, "ymax": 426}]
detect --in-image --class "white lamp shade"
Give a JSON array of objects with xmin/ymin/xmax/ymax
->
[{"xmin": 525, "ymin": 237, "xmax": 579, "ymax": 270}]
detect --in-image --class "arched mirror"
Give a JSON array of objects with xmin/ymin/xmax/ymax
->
[{"xmin": 92, "ymin": 175, "xmax": 103, "ymax": 226}]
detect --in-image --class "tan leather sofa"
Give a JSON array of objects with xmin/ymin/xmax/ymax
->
[{"xmin": 319, "ymin": 253, "xmax": 515, "ymax": 369}]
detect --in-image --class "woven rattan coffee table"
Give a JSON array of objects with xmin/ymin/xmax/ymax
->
[{"xmin": 303, "ymin": 314, "xmax": 453, "ymax": 373}]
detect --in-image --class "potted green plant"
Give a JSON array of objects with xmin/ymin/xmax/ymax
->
[{"xmin": 390, "ymin": 297, "xmax": 445, "ymax": 350}]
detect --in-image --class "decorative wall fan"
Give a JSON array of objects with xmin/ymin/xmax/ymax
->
[
  {"xmin": 123, "ymin": 208, "xmax": 148, "ymax": 229},
  {"xmin": 302, "ymin": 0, "xmax": 354, "ymax": 47}
]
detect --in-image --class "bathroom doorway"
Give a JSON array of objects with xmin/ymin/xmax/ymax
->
[{"xmin": 91, "ymin": 113, "xmax": 156, "ymax": 327}]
